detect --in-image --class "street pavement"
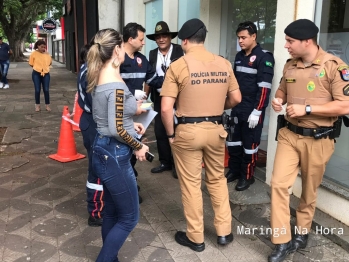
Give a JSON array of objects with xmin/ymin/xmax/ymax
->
[{"xmin": 0, "ymin": 60, "xmax": 349, "ymax": 262}]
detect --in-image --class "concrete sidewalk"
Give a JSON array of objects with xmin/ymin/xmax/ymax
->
[{"xmin": 0, "ymin": 62, "xmax": 349, "ymax": 262}]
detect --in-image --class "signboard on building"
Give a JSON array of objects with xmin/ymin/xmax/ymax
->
[{"xmin": 42, "ymin": 18, "xmax": 57, "ymax": 33}]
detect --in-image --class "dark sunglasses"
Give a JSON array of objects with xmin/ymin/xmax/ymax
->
[{"xmin": 238, "ymin": 25, "xmax": 255, "ymax": 34}]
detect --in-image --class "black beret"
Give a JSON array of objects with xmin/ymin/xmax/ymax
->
[
  {"xmin": 178, "ymin": 18, "xmax": 206, "ymax": 40},
  {"xmin": 284, "ymin": 19, "xmax": 319, "ymax": 40}
]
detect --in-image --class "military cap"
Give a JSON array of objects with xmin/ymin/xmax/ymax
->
[
  {"xmin": 178, "ymin": 18, "xmax": 206, "ymax": 40},
  {"xmin": 284, "ymin": 19, "xmax": 319, "ymax": 40}
]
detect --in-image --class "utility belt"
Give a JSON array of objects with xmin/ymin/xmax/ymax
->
[
  {"xmin": 275, "ymin": 115, "xmax": 342, "ymax": 141},
  {"xmin": 178, "ymin": 115, "xmax": 222, "ymax": 125}
]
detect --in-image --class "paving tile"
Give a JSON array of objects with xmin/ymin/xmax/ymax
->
[
  {"xmin": 163, "ymin": 241, "xmax": 195, "ymax": 258},
  {"xmin": 150, "ymin": 220, "xmax": 176, "ymax": 233},
  {"xmin": 141, "ymin": 245, "xmax": 172, "ymax": 261}
]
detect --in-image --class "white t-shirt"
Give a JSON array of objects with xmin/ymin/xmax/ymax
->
[{"xmin": 156, "ymin": 44, "xmax": 173, "ymax": 77}]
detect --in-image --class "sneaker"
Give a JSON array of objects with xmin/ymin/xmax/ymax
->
[
  {"xmin": 0, "ymin": 82, "xmax": 3, "ymax": 88},
  {"xmin": 3, "ymin": 84, "xmax": 9, "ymax": 89}
]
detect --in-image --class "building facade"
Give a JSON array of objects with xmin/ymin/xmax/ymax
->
[{"xmin": 63, "ymin": 0, "xmax": 349, "ymax": 226}]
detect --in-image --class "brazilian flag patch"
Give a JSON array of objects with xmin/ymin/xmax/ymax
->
[
  {"xmin": 266, "ymin": 61, "xmax": 273, "ymax": 67},
  {"xmin": 338, "ymin": 66, "xmax": 349, "ymax": 81}
]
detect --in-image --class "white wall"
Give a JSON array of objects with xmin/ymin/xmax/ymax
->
[
  {"xmin": 200, "ymin": 0, "xmax": 221, "ymax": 54},
  {"xmin": 98, "ymin": 0, "xmax": 122, "ymax": 31},
  {"xmin": 265, "ymin": 0, "xmax": 297, "ymax": 185}
]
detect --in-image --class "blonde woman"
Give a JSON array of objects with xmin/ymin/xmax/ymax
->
[
  {"xmin": 28, "ymin": 40, "xmax": 52, "ymax": 112},
  {"xmin": 87, "ymin": 28, "xmax": 149, "ymax": 262}
]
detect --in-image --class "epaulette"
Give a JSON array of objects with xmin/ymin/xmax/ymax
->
[{"xmin": 262, "ymin": 49, "xmax": 271, "ymax": 54}]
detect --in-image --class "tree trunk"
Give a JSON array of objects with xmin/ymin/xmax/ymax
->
[{"xmin": 7, "ymin": 36, "xmax": 26, "ymax": 62}]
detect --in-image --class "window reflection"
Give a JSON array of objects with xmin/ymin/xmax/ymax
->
[
  {"xmin": 221, "ymin": 0, "xmax": 277, "ymax": 63},
  {"xmin": 145, "ymin": 0, "xmax": 163, "ymax": 56},
  {"xmin": 317, "ymin": 0, "xmax": 349, "ymax": 189}
]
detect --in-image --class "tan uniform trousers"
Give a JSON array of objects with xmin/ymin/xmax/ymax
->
[
  {"xmin": 270, "ymin": 127, "xmax": 334, "ymax": 244},
  {"xmin": 171, "ymin": 121, "xmax": 232, "ymax": 244}
]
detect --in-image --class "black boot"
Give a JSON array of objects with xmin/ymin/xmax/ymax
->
[
  {"xmin": 151, "ymin": 164, "xmax": 172, "ymax": 173},
  {"xmin": 268, "ymin": 240, "xmax": 296, "ymax": 262},
  {"xmin": 293, "ymin": 233, "xmax": 308, "ymax": 249},
  {"xmin": 217, "ymin": 233, "xmax": 234, "ymax": 245},
  {"xmin": 174, "ymin": 231, "xmax": 205, "ymax": 252},
  {"xmin": 88, "ymin": 215, "xmax": 103, "ymax": 227},
  {"xmin": 235, "ymin": 176, "xmax": 255, "ymax": 191},
  {"xmin": 172, "ymin": 167, "xmax": 178, "ymax": 179},
  {"xmin": 225, "ymin": 170, "xmax": 239, "ymax": 183}
]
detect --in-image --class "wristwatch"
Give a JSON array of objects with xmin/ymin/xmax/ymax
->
[
  {"xmin": 167, "ymin": 133, "xmax": 175, "ymax": 138},
  {"xmin": 305, "ymin": 105, "xmax": 311, "ymax": 115}
]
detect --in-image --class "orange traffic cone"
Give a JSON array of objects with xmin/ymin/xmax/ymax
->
[
  {"xmin": 72, "ymin": 92, "xmax": 83, "ymax": 131},
  {"xmin": 49, "ymin": 106, "xmax": 85, "ymax": 162}
]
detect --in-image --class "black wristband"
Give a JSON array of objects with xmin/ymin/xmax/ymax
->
[{"xmin": 167, "ymin": 133, "xmax": 175, "ymax": 138}]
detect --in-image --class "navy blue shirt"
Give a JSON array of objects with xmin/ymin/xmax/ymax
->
[
  {"xmin": 233, "ymin": 44, "xmax": 274, "ymax": 114},
  {"xmin": 120, "ymin": 52, "xmax": 157, "ymax": 95},
  {"xmin": 0, "ymin": 42, "xmax": 11, "ymax": 61}
]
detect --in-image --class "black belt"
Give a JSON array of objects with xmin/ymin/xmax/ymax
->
[
  {"xmin": 180, "ymin": 116, "xmax": 222, "ymax": 124},
  {"xmin": 285, "ymin": 120, "xmax": 332, "ymax": 137}
]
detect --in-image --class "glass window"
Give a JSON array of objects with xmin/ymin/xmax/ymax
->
[
  {"xmin": 220, "ymin": 0, "xmax": 277, "ymax": 63},
  {"xmin": 178, "ymin": 0, "xmax": 200, "ymax": 30},
  {"xmin": 145, "ymin": 0, "xmax": 163, "ymax": 56},
  {"xmin": 316, "ymin": 0, "xmax": 349, "ymax": 190},
  {"xmin": 220, "ymin": 0, "xmax": 277, "ymax": 159}
]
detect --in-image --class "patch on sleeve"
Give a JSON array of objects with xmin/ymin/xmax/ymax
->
[
  {"xmin": 343, "ymin": 84, "xmax": 349, "ymax": 96},
  {"xmin": 338, "ymin": 66, "xmax": 349, "ymax": 81},
  {"xmin": 266, "ymin": 61, "xmax": 273, "ymax": 67}
]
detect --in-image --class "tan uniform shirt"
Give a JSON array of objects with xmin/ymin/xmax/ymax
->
[
  {"xmin": 278, "ymin": 47, "xmax": 349, "ymax": 128},
  {"xmin": 161, "ymin": 46, "xmax": 239, "ymax": 101}
]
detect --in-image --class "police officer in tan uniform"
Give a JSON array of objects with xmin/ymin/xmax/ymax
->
[
  {"xmin": 268, "ymin": 19, "xmax": 349, "ymax": 262},
  {"xmin": 161, "ymin": 18, "xmax": 241, "ymax": 252}
]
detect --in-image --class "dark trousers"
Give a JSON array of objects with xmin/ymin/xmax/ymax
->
[
  {"xmin": 227, "ymin": 110, "xmax": 265, "ymax": 180},
  {"xmin": 0, "ymin": 59, "xmax": 9, "ymax": 84},
  {"xmin": 154, "ymin": 101, "xmax": 173, "ymax": 166},
  {"xmin": 93, "ymin": 135, "xmax": 139, "ymax": 262},
  {"xmin": 80, "ymin": 112, "xmax": 104, "ymax": 219},
  {"xmin": 32, "ymin": 70, "xmax": 50, "ymax": 104}
]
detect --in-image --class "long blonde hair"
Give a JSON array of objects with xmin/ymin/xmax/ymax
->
[{"xmin": 86, "ymin": 28, "xmax": 123, "ymax": 93}]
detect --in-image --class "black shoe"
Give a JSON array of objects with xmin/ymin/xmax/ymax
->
[
  {"xmin": 174, "ymin": 231, "xmax": 205, "ymax": 252},
  {"xmin": 88, "ymin": 215, "xmax": 103, "ymax": 227},
  {"xmin": 151, "ymin": 164, "xmax": 172, "ymax": 173},
  {"xmin": 217, "ymin": 233, "xmax": 234, "ymax": 245},
  {"xmin": 268, "ymin": 241, "xmax": 296, "ymax": 262},
  {"xmin": 172, "ymin": 168, "xmax": 178, "ymax": 179},
  {"xmin": 139, "ymin": 194, "xmax": 143, "ymax": 204},
  {"xmin": 235, "ymin": 177, "xmax": 255, "ymax": 191},
  {"xmin": 225, "ymin": 171, "xmax": 239, "ymax": 183},
  {"xmin": 293, "ymin": 233, "xmax": 308, "ymax": 249}
]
